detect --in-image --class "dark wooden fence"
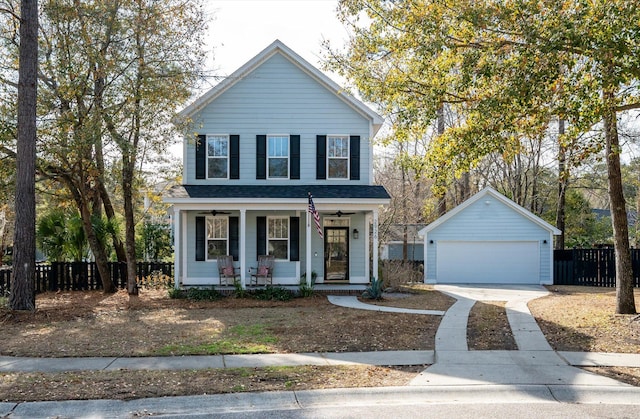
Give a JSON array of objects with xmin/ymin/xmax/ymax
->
[
  {"xmin": 0, "ymin": 262, "xmax": 174, "ymax": 293},
  {"xmin": 554, "ymin": 248, "xmax": 640, "ymax": 287}
]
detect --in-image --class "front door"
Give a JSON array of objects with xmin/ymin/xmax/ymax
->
[{"xmin": 324, "ymin": 227, "xmax": 349, "ymax": 281}]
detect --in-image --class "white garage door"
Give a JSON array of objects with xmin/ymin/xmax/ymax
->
[{"xmin": 437, "ymin": 241, "xmax": 539, "ymax": 284}]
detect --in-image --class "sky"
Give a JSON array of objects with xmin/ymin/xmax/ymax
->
[
  {"xmin": 202, "ymin": 0, "xmax": 349, "ymax": 87},
  {"xmin": 167, "ymin": 1, "xmax": 351, "ymax": 158}
]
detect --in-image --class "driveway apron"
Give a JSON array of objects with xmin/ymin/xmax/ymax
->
[{"xmin": 409, "ymin": 284, "xmax": 630, "ymax": 387}]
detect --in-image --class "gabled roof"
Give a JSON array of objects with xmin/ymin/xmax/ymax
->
[
  {"xmin": 176, "ymin": 40, "xmax": 384, "ymax": 134},
  {"xmin": 418, "ymin": 187, "xmax": 561, "ymax": 236}
]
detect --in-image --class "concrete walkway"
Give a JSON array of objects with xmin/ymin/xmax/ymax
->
[
  {"xmin": 3, "ymin": 286, "xmax": 640, "ymax": 417},
  {"xmin": 409, "ymin": 284, "xmax": 632, "ymax": 387}
]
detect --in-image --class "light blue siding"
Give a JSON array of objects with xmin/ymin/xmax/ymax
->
[
  {"xmin": 182, "ymin": 211, "xmax": 370, "ymax": 285},
  {"xmin": 185, "ymin": 53, "xmax": 371, "ymax": 185},
  {"xmin": 386, "ymin": 243, "xmax": 424, "ymax": 261},
  {"xmin": 425, "ymin": 195, "xmax": 553, "ymax": 283}
]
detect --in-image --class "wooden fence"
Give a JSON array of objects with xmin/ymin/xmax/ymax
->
[
  {"xmin": 0, "ymin": 262, "xmax": 174, "ymax": 293},
  {"xmin": 553, "ymin": 249, "xmax": 640, "ymax": 287}
]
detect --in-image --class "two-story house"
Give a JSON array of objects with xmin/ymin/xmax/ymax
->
[{"xmin": 164, "ymin": 40, "xmax": 390, "ymax": 288}]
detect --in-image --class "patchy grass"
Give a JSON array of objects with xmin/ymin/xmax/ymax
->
[
  {"xmin": 0, "ymin": 365, "xmax": 426, "ymax": 402},
  {"xmin": 467, "ymin": 301, "xmax": 517, "ymax": 350},
  {"xmin": 529, "ymin": 286, "xmax": 640, "ymax": 353},
  {"xmin": 0, "ymin": 289, "xmax": 446, "ymax": 357}
]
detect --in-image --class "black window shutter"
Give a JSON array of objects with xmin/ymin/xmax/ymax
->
[
  {"xmin": 230, "ymin": 135, "xmax": 240, "ymax": 179},
  {"xmin": 195, "ymin": 216, "xmax": 206, "ymax": 261},
  {"xmin": 290, "ymin": 135, "xmax": 300, "ymax": 180},
  {"xmin": 316, "ymin": 135, "xmax": 326, "ymax": 180},
  {"xmin": 290, "ymin": 217, "xmax": 300, "ymax": 261},
  {"xmin": 196, "ymin": 134, "xmax": 206, "ymax": 179},
  {"xmin": 229, "ymin": 217, "xmax": 239, "ymax": 261},
  {"xmin": 256, "ymin": 216, "xmax": 267, "ymax": 257},
  {"xmin": 350, "ymin": 135, "xmax": 360, "ymax": 180},
  {"xmin": 256, "ymin": 135, "xmax": 266, "ymax": 179}
]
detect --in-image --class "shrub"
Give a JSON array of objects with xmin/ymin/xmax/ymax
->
[
  {"xmin": 167, "ymin": 287, "xmax": 184, "ymax": 299},
  {"xmin": 138, "ymin": 271, "xmax": 174, "ymax": 290},
  {"xmin": 233, "ymin": 279, "xmax": 248, "ymax": 298},
  {"xmin": 362, "ymin": 277, "xmax": 384, "ymax": 300},
  {"xmin": 253, "ymin": 286, "xmax": 293, "ymax": 301},
  {"xmin": 298, "ymin": 282, "xmax": 314, "ymax": 298},
  {"xmin": 379, "ymin": 260, "xmax": 422, "ymax": 291},
  {"xmin": 185, "ymin": 287, "xmax": 223, "ymax": 301}
]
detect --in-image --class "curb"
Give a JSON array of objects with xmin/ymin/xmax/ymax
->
[{"xmin": 3, "ymin": 385, "xmax": 640, "ymax": 418}]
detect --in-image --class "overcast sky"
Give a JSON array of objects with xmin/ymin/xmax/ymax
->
[{"xmin": 203, "ymin": 0, "xmax": 348, "ymax": 85}]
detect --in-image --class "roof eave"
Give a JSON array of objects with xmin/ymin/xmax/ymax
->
[{"xmin": 175, "ymin": 40, "xmax": 384, "ymax": 129}]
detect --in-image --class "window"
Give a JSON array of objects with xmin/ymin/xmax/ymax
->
[
  {"xmin": 268, "ymin": 217, "xmax": 289, "ymax": 260},
  {"xmin": 327, "ymin": 135, "xmax": 349, "ymax": 179},
  {"xmin": 267, "ymin": 135, "xmax": 289, "ymax": 179},
  {"xmin": 207, "ymin": 135, "xmax": 228, "ymax": 178},
  {"xmin": 206, "ymin": 217, "xmax": 228, "ymax": 259}
]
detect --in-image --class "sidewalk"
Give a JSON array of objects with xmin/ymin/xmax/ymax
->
[{"xmin": 2, "ymin": 284, "xmax": 640, "ymax": 417}]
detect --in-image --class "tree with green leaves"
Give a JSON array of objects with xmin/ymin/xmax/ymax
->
[
  {"xmin": 327, "ymin": 0, "xmax": 638, "ymax": 314},
  {"xmin": 1, "ymin": 0, "xmax": 207, "ymax": 295}
]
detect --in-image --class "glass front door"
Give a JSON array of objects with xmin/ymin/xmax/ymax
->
[{"xmin": 324, "ymin": 227, "xmax": 349, "ymax": 281}]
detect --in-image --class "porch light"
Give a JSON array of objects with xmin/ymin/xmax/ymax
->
[{"xmin": 353, "ymin": 228, "xmax": 359, "ymax": 240}]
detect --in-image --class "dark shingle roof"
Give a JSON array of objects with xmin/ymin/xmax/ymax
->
[{"xmin": 165, "ymin": 184, "xmax": 390, "ymax": 200}]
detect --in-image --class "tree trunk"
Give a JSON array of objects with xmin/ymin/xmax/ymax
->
[
  {"xmin": 123, "ymin": 158, "xmax": 139, "ymax": 295},
  {"xmin": 63, "ymin": 176, "xmax": 115, "ymax": 293},
  {"xmin": 555, "ymin": 119, "xmax": 567, "ymax": 250},
  {"xmin": 10, "ymin": 0, "xmax": 38, "ymax": 311},
  {"xmin": 603, "ymin": 89, "xmax": 636, "ymax": 315},
  {"xmin": 436, "ymin": 104, "xmax": 447, "ymax": 216}
]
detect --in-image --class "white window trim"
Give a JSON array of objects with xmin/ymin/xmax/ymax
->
[
  {"xmin": 267, "ymin": 215, "xmax": 290, "ymax": 261},
  {"xmin": 205, "ymin": 215, "xmax": 229, "ymax": 261},
  {"xmin": 266, "ymin": 134, "xmax": 290, "ymax": 180},
  {"xmin": 206, "ymin": 134, "xmax": 230, "ymax": 180},
  {"xmin": 326, "ymin": 134, "xmax": 350, "ymax": 180}
]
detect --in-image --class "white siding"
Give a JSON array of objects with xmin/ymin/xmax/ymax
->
[{"xmin": 185, "ymin": 53, "xmax": 372, "ymax": 185}]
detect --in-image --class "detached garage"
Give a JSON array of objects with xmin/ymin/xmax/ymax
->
[{"xmin": 420, "ymin": 187, "xmax": 561, "ymax": 285}]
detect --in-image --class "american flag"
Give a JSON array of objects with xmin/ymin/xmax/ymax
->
[{"xmin": 308, "ymin": 193, "xmax": 323, "ymax": 238}]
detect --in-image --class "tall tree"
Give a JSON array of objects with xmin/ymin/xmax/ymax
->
[
  {"xmin": 328, "ymin": 0, "xmax": 638, "ymax": 314},
  {"xmin": 10, "ymin": 0, "xmax": 37, "ymax": 310}
]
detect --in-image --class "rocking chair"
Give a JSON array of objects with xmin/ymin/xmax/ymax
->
[
  {"xmin": 250, "ymin": 255, "xmax": 275, "ymax": 285},
  {"xmin": 217, "ymin": 255, "xmax": 239, "ymax": 286}
]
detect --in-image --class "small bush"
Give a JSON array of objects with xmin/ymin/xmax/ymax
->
[
  {"xmin": 379, "ymin": 260, "xmax": 422, "ymax": 291},
  {"xmin": 233, "ymin": 279, "xmax": 248, "ymax": 298},
  {"xmin": 138, "ymin": 271, "xmax": 174, "ymax": 290},
  {"xmin": 167, "ymin": 287, "xmax": 184, "ymax": 299},
  {"xmin": 298, "ymin": 282, "xmax": 314, "ymax": 298},
  {"xmin": 253, "ymin": 286, "xmax": 293, "ymax": 301},
  {"xmin": 362, "ymin": 277, "xmax": 384, "ymax": 300},
  {"xmin": 186, "ymin": 287, "xmax": 223, "ymax": 301}
]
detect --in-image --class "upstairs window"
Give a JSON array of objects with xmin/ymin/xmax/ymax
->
[
  {"xmin": 268, "ymin": 216, "xmax": 289, "ymax": 260},
  {"xmin": 206, "ymin": 217, "xmax": 228, "ymax": 259},
  {"xmin": 327, "ymin": 135, "xmax": 349, "ymax": 179},
  {"xmin": 267, "ymin": 135, "xmax": 289, "ymax": 179},
  {"xmin": 207, "ymin": 135, "xmax": 228, "ymax": 179}
]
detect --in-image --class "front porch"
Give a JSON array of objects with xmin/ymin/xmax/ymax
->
[{"xmin": 165, "ymin": 186, "xmax": 389, "ymax": 289}]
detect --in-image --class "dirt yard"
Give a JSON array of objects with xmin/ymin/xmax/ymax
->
[{"xmin": 0, "ymin": 284, "xmax": 638, "ymax": 402}]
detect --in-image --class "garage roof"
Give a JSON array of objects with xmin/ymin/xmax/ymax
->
[{"xmin": 419, "ymin": 187, "xmax": 561, "ymax": 236}]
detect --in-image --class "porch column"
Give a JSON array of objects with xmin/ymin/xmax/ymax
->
[
  {"xmin": 240, "ymin": 209, "xmax": 247, "ymax": 288},
  {"xmin": 306, "ymin": 207, "xmax": 312, "ymax": 287},
  {"xmin": 372, "ymin": 208, "xmax": 379, "ymax": 282},
  {"xmin": 173, "ymin": 208, "xmax": 181, "ymax": 289}
]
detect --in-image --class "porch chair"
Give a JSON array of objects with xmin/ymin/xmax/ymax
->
[
  {"xmin": 250, "ymin": 255, "xmax": 275, "ymax": 285},
  {"xmin": 217, "ymin": 255, "xmax": 239, "ymax": 286}
]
